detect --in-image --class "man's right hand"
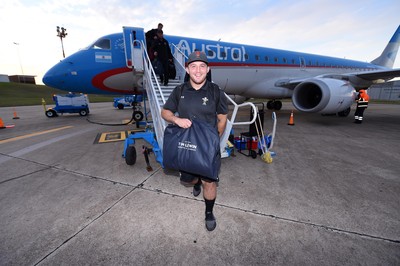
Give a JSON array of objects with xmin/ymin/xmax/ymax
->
[{"xmin": 174, "ymin": 117, "xmax": 192, "ymax": 129}]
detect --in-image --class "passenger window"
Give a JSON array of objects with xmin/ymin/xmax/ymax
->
[
  {"xmin": 207, "ymin": 50, "xmax": 214, "ymax": 57},
  {"xmin": 255, "ymin": 55, "xmax": 260, "ymax": 61},
  {"xmin": 221, "ymin": 51, "xmax": 227, "ymax": 58},
  {"xmin": 233, "ymin": 52, "xmax": 238, "ymax": 59},
  {"xmin": 264, "ymin": 56, "xmax": 269, "ymax": 62},
  {"xmin": 244, "ymin": 54, "xmax": 249, "ymax": 60},
  {"xmin": 92, "ymin": 39, "xmax": 111, "ymax": 50}
]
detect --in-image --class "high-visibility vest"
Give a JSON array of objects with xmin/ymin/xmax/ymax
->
[{"xmin": 357, "ymin": 97, "xmax": 369, "ymax": 108}]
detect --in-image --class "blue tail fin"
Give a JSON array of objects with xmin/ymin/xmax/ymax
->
[{"xmin": 371, "ymin": 25, "xmax": 400, "ymax": 68}]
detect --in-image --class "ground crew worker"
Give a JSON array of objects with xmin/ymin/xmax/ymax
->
[
  {"xmin": 354, "ymin": 89, "xmax": 369, "ymax": 124},
  {"xmin": 161, "ymin": 51, "xmax": 228, "ymax": 231}
]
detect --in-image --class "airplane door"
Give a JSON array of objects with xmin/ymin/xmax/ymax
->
[{"xmin": 122, "ymin": 26, "xmax": 145, "ymax": 71}]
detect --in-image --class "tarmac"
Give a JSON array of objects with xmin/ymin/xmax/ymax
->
[{"xmin": 0, "ymin": 101, "xmax": 399, "ymax": 265}]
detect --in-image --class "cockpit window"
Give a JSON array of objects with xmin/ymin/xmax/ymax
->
[{"xmin": 90, "ymin": 38, "xmax": 111, "ymax": 50}]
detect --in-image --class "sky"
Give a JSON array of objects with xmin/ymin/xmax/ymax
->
[{"xmin": 0, "ymin": 0, "xmax": 399, "ymax": 85}]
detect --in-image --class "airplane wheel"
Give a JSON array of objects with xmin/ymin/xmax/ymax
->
[
  {"xmin": 338, "ymin": 107, "xmax": 351, "ymax": 117},
  {"xmin": 267, "ymin": 101, "xmax": 274, "ymax": 110},
  {"xmin": 45, "ymin": 110, "xmax": 57, "ymax": 118},
  {"xmin": 79, "ymin": 109, "xmax": 89, "ymax": 116},
  {"xmin": 267, "ymin": 100, "xmax": 282, "ymax": 110},
  {"xmin": 125, "ymin": 145, "xmax": 137, "ymax": 165},
  {"xmin": 117, "ymin": 103, "xmax": 124, "ymax": 109},
  {"xmin": 273, "ymin": 101, "xmax": 282, "ymax": 110},
  {"xmin": 133, "ymin": 111, "xmax": 144, "ymax": 122}
]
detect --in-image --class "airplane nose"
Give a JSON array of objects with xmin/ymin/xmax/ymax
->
[
  {"xmin": 42, "ymin": 61, "xmax": 69, "ymax": 90},
  {"xmin": 42, "ymin": 70, "xmax": 57, "ymax": 87}
]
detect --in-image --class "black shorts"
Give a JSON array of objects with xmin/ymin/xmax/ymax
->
[{"xmin": 179, "ymin": 170, "xmax": 217, "ymax": 183}]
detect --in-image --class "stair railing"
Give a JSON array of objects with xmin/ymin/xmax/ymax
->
[
  {"xmin": 170, "ymin": 43, "xmax": 187, "ymax": 84},
  {"xmin": 134, "ymin": 40, "xmax": 167, "ymax": 149}
]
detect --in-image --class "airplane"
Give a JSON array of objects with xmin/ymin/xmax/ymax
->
[{"xmin": 43, "ymin": 25, "xmax": 400, "ymax": 117}]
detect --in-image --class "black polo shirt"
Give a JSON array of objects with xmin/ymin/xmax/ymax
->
[{"xmin": 163, "ymin": 80, "xmax": 228, "ymax": 127}]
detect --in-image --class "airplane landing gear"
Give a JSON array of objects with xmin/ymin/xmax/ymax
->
[{"xmin": 266, "ymin": 100, "xmax": 282, "ymax": 111}]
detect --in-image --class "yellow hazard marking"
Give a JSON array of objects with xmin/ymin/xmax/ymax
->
[
  {"xmin": 0, "ymin": 126, "xmax": 73, "ymax": 145},
  {"xmin": 98, "ymin": 131, "xmax": 127, "ymax": 143},
  {"xmin": 95, "ymin": 129, "xmax": 145, "ymax": 144}
]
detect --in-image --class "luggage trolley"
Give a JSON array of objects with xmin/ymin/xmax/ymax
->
[{"xmin": 235, "ymin": 103, "xmax": 265, "ymax": 159}]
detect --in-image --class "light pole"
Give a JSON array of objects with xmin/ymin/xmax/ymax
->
[
  {"xmin": 13, "ymin": 42, "xmax": 24, "ymax": 82},
  {"xmin": 56, "ymin": 26, "xmax": 67, "ymax": 58}
]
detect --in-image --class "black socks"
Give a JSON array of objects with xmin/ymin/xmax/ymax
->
[
  {"xmin": 194, "ymin": 178, "xmax": 202, "ymax": 188},
  {"xmin": 205, "ymin": 198, "xmax": 215, "ymax": 213}
]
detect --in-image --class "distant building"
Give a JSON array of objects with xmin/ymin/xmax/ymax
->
[
  {"xmin": 0, "ymin": 74, "xmax": 10, "ymax": 82},
  {"xmin": 368, "ymin": 80, "xmax": 400, "ymax": 101},
  {"xmin": 8, "ymin": 75, "xmax": 36, "ymax": 84}
]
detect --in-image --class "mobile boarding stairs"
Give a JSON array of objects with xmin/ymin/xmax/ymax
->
[{"xmin": 120, "ymin": 26, "xmax": 276, "ymax": 168}]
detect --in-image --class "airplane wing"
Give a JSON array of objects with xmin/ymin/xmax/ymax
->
[
  {"xmin": 350, "ymin": 68, "xmax": 400, "ymax": 81},
  {"xmin": 272, "ymin": 68, "xmax": 400, "ymax": 115},
  {"xmin": 276, "ymin": 68, "xmax": 400, "ymax": 90}
]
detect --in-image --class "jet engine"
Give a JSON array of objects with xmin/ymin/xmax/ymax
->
[{"xmin": 292, "ymin": 78, "xmax": 356, "ymax": 115}]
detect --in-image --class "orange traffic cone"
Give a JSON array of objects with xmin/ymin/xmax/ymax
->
[
  {"xmin": 288, "ymin": 111, "xmax": 295, "ymax": 126},
  {"xmin": 12, "ymin": 108, "xmax": 20, "ymax": 119},
  {"xmin": 0, "ymin": 117, "xmax": 5, "ymax": 129}
]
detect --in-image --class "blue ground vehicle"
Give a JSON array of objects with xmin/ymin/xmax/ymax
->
[
  {"xmin": 113, "ymin": 95, "xmax": 144, "ymax": 121},
  {"xmin": 113, "ymin": 95, "xmax": 143, "ymax": 109},
  {"xmin": 45, "ymin": 93, "xmax": 90, "ymax": 117},
  {"xmin": 113, "ymin": 97, "xmax": 132, "ymax": 109}
]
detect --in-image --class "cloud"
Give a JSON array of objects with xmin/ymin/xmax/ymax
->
[{"xmin": 0, "ymin": 0, "xmax": 399, "ymax": 85}]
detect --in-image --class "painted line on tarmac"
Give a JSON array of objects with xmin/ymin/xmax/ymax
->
[
  {"xmin": 0, "ymin": 126, "xmax": 74, "ymax": 145},
  {"xmin": 0, "ymin": 127, "xmax": 93, "ymax": 165}
]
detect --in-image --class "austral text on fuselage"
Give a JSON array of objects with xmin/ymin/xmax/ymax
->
[{"xmin": 177, "ymin": 39, "xmax": 247, "ymax": 62}]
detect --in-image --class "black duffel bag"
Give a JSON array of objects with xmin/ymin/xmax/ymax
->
[{"xmin": 162, "ymin": 118, "xmax": 221, "ymax": 181}]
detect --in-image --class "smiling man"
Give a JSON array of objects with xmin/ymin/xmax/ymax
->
[{"xmin": 161, "ymin": 51, "xmax": 228, "ymax": 231}]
